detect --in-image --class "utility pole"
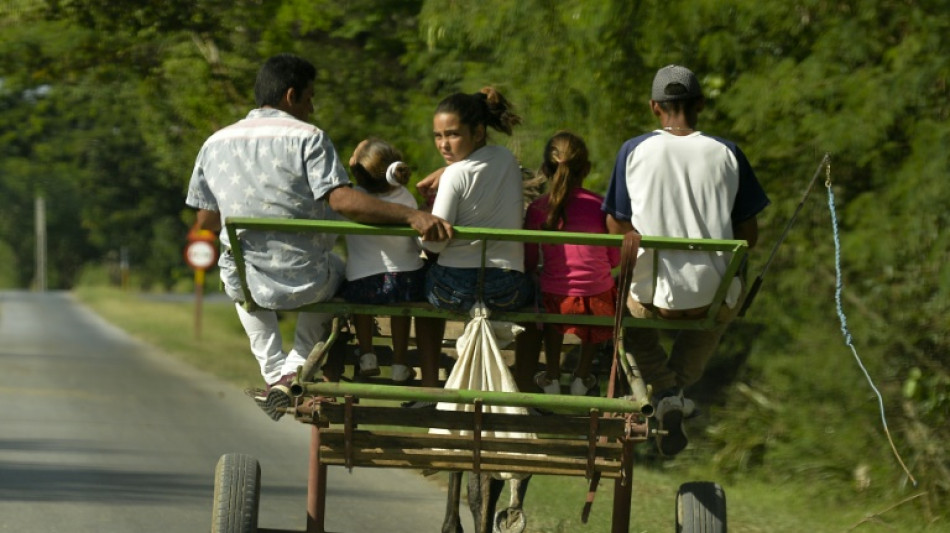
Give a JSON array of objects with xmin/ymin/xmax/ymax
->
[{"xmin": 34, "ymin": 196, "xmax": 47, "ymax": 292}]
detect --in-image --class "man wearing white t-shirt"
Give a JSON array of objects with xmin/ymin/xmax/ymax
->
[{"xmin": 601, "ymin": 65, "xmax": 770, "ymax": 456}]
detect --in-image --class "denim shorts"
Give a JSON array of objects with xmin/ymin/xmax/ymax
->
[
  {"xmin": 341, "ymin": 267, "xmax": 427, "ymax": 305},
  {"xmin": 426, "ymin": 264, "xmax": 533, "ymax": 312}
]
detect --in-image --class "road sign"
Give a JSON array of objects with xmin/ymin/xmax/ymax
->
[{"xmin": 185, "ymin": 240, "xmax": 217, "ymax": 270}]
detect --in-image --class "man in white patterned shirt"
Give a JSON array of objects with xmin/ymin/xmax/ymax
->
[{"xmin": 186, "ymin": 54, "xmax": 451, "ymax": 419}]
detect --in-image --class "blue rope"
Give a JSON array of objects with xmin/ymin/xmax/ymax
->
[
  {"xmin": 826, "ymin": 176, "xmax": 916, "ymax": 486},
  {"xmin": 828, "ymin": 186, "xmax": 853, "ymax": 346}
]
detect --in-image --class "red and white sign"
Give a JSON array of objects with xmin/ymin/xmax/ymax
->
[{"xmin": 185, "ymin": 240, "xmax": 217, "ymax": 270}]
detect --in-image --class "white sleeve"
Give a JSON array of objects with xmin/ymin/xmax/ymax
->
[{"xmin": 421, "ymin": 165, "xmax": 463, "ymax": 253}]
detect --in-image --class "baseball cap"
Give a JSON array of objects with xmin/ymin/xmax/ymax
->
[{"xmin": 651, "ymin": 65, "xmax": 702, "ymax": 102}]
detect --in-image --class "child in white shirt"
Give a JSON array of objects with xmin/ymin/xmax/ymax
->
[{"xmin": 341, "ymin": 138, "xmax": 426, "ymax": 384}]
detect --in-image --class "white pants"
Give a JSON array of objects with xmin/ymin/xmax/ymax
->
[
  {"xmin": 236, "ymin": 254, "xmax": 343, "ymax": 385},
  {"xmin": 235, "ymin": 305, "xmax": 333, "ymax": 385}
]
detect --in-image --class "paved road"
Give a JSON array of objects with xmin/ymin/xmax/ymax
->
[{"xmin": 0, "ymin": 291, "xmax": 472, "ymax": 532}]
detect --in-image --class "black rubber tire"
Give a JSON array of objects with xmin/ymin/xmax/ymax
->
[
  {"xmin": 211, "ymin": 453, "xmax": 261, "ymax": 533},
  {"xmin": 676, "ymin": 481, "xmax": 727, "ymax": 533}
]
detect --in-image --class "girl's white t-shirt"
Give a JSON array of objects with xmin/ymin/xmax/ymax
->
[
  {"xmin": 344, "ymin": 186, "xmax": 424, "ymax": 280},
  {"xmin": 423, "ymin": 145, "xmax": 525, "ymax": 271}
]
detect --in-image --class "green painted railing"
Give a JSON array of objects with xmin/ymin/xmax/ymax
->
[
  {"xmin": 224, "ymin": 218, "xmax": 748, "ymax": 331},
  {"xmin": 291, "ymin": 381, "xmax": 648, "ymax": 414}
]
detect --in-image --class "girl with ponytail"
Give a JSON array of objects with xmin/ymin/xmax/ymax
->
[
  {"xmin": 413, "ymin": 87, "xmax": 533, "ymax": 389},
  {"xmin": 524, "ymin": 131, "xmax": 620, "ymax": 396}
]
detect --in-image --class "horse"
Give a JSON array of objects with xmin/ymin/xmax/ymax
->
[{"xmin": 441, "ymin": 472, "xmax": 531, "ymax": 533}]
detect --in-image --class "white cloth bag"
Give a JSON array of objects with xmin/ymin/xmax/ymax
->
[{"xmin": 433, "ymin": 302, "xmax": 535, "ymax": 443}]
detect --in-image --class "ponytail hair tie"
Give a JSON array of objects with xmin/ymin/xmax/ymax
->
[{"xmin": 385, "ymin": 161, "xmax": 404, "ymax": 186}]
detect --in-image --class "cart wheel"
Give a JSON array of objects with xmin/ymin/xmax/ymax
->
[
  {"xmin": 212, "ymin": 453, "xmax": 261, "ymax": 533},
  {"xmin": 676, "ymin": 481, "xmax": 726, "ymax": 533}
]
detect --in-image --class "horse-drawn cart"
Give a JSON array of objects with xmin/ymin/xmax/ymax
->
[{"xmin": 211, "ymin": 219, "xmax": 746, "ymax": 533}]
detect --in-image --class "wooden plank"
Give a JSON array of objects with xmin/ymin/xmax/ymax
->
[
  {"xmin": 315, "ymin": 433, "xmax": 628, "ymax": 478},
  {"xmin": 317, "ymin": 454, "xmax": 624, "ymax": 478},
  {"xmin": 316, "ymin": 429, "xmax": 625, "ymax": 459}
]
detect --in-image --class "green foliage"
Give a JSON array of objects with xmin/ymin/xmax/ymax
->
[
  {"xmin": 414, "ymin": 0, "xmax": 651, "ymax": 186},
  {"xmin": 1, "ymin": 0, "xmax": 947, "ymax": 520}
]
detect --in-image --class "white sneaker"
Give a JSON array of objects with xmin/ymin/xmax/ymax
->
[
  {"xmin": 534, "ymin": 371, "xmax": 561, "ymax": 394},
  {"xmin": 653, "ymin": 391, "xmax": 692, "ymax": 457},
  {"xmin": 358, "ymin": 352, "xmax": 380, "ymax": 377},
  {"xmin": 391, "ymin": 363, "xmax": 415, "ymax": 384},
  {"xmin": 652, "ymin": 389, "xmax": 697, "ymax": 417},
  {"xmin": 681, "ymin": 396, "xmax": 697, "ymax": 418},
  {"xmin": 569, "ymin": 374, "xmax": 598, "ymax": 396}
]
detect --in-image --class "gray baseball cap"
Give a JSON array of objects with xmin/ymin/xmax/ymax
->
[{"xmin": 651, "ymin": 65, "xmax": 702, "ymax": 102}]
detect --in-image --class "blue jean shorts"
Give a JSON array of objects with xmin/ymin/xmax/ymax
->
[
  {"xmin": 425, "ymin": 264, "xmax": 533, "ymax": 312},
  {"xmin": 341, "ymin": 267, "xmax": 427, "ymax": 304}
]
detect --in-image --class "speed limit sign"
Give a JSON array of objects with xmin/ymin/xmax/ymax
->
[{"xmin": 185, "ymin": 240, "xmax": 217, "ymax": 270}]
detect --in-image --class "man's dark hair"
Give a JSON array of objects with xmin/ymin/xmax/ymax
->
[{"xmin": 254, "ymin": 54, "xmax": 316, "ymax": 108}]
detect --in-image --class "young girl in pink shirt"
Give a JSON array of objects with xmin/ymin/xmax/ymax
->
[{"xmin": 524, "ymin": 131, "xmax": 620, "ymax": 396}]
